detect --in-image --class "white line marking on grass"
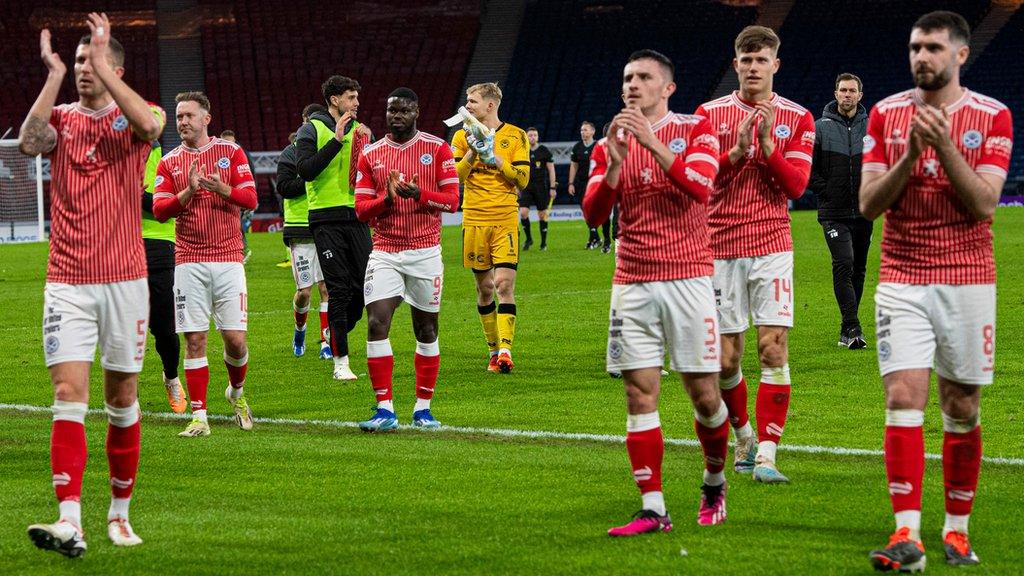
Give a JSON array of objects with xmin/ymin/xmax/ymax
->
[{"xmin": 3, "ymin": 403, "xmax": 1022, "ymax": 466}]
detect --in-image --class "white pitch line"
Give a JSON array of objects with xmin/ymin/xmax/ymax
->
[{"xmin": 3, "ymin": 403, "xmax": 1022, "ymax": 467}]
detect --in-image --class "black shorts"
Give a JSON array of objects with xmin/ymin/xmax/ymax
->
[{"xmin": 518, "ymin": 187, "xmax": 551, "ymax": 209}]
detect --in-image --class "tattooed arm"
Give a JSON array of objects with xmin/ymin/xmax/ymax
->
[{"xmin": 19, "ymin": 29, "xmax": 64, "ymax": 156}]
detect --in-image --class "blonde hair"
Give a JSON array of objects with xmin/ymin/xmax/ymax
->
[
  {"xmin": 735, "ymin": 25, "xmax": 780, "ymax": 55},
  {"xmin": 467, "ymin": 82, "xmax": 503, "ymax": 103}
]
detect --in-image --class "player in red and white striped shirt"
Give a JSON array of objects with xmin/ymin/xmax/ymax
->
[
  {"xmin": 153, "ymin": 91, "xmax": 257, "ymax": 438},
  {"xmin": 695, "ymin": 26, "xmax": 814, "ymax": 484},
  {"xmin": 20, "ymin": 14, "xmax": 165, "ymax": 556},
  {"xmin": 353, "ymin": 88, "xmax": 460, "ymax": 431},
  {"xmin": 583, "ymin": 50, "xmax": 729, "ymax": 536},
  {"xmin": 860, "ymin": 12, "xmax": 1012, "ymax": 571}
]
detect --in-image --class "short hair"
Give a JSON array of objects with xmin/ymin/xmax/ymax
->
[
  {"xmin": 913, "ymin": 10, "xmax": 971, "ymax": 45},
  {"xmin": 302, "ymin": 103, "xmax": 326, "ymax": 120},
  {"xmin": 835, "ymin": 73, "xmax": 863, "ymax": 92},
  {"xmin": 627, "ymin": 49, "xmax": 675, "ymax": 81},
  {"xmin": 388, "ymin": 87, "xmax": 419, "ymax": 102},
  {"xmin": 581, "ymin": 121, "xmax": 595, "ymax": 130},
  {"xmin": 467, "ymin": 82, "xmax": 502, "ymax": 102},
  {"xmin": 322, "ymin": 75, "xmax": 362, "ymax": 103},
  {"xmin": 734, "ymin": 25, "xmax": 781, "ymax": 55},
  {"xmin": 219, "ymin": 130, "xmax": 235, "ymax": 139},
  {"xmin": 525, "ymin": 127, "xmax": 538, "ymax": 133},
  {"xmin": 602, "ymin": 122, "xmax": 612, "ymax": 137},
  {"xmin": 78, "ymin": 34, "xmax": 125, "ymax": 67},
  {"xmin": 175, "ymin": 91, "xmax": 211, "ymax": 112}
]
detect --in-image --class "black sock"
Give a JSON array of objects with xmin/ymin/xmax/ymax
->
[
  {"xmin": 521, "ymin": 218, "xmax": 532, "ymax": 240},
  {"xmin": 539, "ymin": 220, "xmax": 548, "ymax": 244}
]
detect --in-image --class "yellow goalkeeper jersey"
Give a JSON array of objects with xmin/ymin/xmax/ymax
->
[{"xmin": 452, "ymin": 122, "xmax": 530, "ymax": 226}]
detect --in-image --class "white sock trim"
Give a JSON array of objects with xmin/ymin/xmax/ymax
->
[
  {"xmin": 183, "ymin": 356, "xmax": 208, "ymax": 370},
  {"xmin": 52, "ymin": 400, "xmax": 88, "ymax": 424},
  {"xmin": 293, "ymin": 303, "xmax": 310, "ymax": 314},
  {"xmin": 108, "ymin": 497, "xmax": 131, "ymax": 521},
  {"xmin": 641, "ymin": 491, "xmax": 666, "ymax": 516},
  {"xmin": 944, "ymin": 513, "xmax": 970, "ymax": 536},
  {"xmin": 105, "ymin": 401, "xmax": 140, "ymax": 427},
  {"xmin": 319, "ymin": 302, "xmax": 329, "ymax": 312},
  {"xmin": 886, "ymin": 409, "xmax": 925, "ymax": 427},
  {"xmin": 626, "ymin": 411, "xmax": 660, "ymax": 433},
  {"xmin": 224, "ymin": 352, "xmax": 249, "ymax": 367},
  {"xmin": 760, "ymin": 364, "xmax": 791, "ymax": 385},
  {"xmin": 695, "ymin": 400, "xmax": 728, "ymax": 428},
  {"xmin": 366, "ymin": 339, "xmax": 393, "ymax": 358},
  {"xmin": 942, "ymin": 411, "xmax": 980, "ymax": 433},
  {"xmin": 334, "ymin": 355, "xmax": 349, "ymax": 368},
  {"xmin": 416, "ymin": 340, "xmax": 440, "ymax": 357},
  {"xmin": 719, "ymin": 371, "xmax": 742, "ymax": 390}
]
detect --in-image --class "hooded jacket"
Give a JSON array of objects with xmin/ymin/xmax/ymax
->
[{"xmin": 809, "ymin": 100, "xmax": 868, "ymax": 221}]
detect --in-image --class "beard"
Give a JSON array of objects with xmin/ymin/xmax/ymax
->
[{"xmin": 913, "ymin": 66, "xmax": 952, "ymax": 91}]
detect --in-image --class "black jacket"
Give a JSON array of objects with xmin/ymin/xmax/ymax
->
[
  {"xmin": 809, "ymin": 101, "xmax": 868, "ymax": 221},
  {"xmin": 275, "ymin": 142, "xmax": 312, "ymax": 244}
]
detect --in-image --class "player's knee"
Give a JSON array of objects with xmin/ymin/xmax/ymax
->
[
  {"xmin": 184, "ymin": 336, "xmax": 206, "ymax": 357},
  {"xmin": 222, "ymin": 334, "xmax": 247, "ymax": 358},
  {"xmin": 413, "ymin": 323, "xmax": 437, "ymax": 344},
  {"xmin": 757, "ymin": 334, "xmax": 787, "ymax": 367},
  {"xmin": 366, "ymin": 314, "xmax": 391, "ymax": 340},
  {"xmin": 624, "ymin": 384, "xmax": 658, "ymax": 413},
  {"xmin": 495, "ymin": 278, "xmax": 514, "ymax": 299},
  {"xmin": 690, "ymin": 385, "xmax": 722, "ymax": 416},
  {"xmin": 295, "ymin": 287, "xmax": 312, "ymax": 305}
]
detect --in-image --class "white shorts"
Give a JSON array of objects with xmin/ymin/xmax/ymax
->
[
  {"xmin": 42, "ymin": 280, "xmax": 149, "ymax": 373},
  {"xmin": 174, "ymin": 262, "xmax": 248, "ymax": 332},
  {"xmin": 289, "ymin": 238, "xmax": 324, "ymax": 289},
  {"xmin": 607, "ymin": 277, "xmax": 721, "ymax": 373},
  {"xmin": 364, "ymin": 246, "xmax": 444, "ymax": 313},
  {"xmin": 875, "ymin": 283, "xmax": 995, "ymax": 385},
  {"xmin": 714, "ymin": 252, "xmax": 794, "ymax": 333}
]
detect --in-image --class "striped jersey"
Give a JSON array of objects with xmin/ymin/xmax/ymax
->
[
  {"xmin": 153, "ymin": 137, "xmax": 256, "ymax": 264},
  {"xmin": 354, "ymin": 131, "xmax": 460, "ymax": 252},
  {"xmin": 863, "ymin": 88, "xmax": 1012, "ymax": 284},
  {"xmin": 44, "ymin": 101, "xmax": 163, "ymax": 284},
  {"xmin": 696, "ymin": 92, "xmax": 815, "ymax": 259},
  {"xmin": 451, "ymin": 122, "xmax": 530, "ymax": 226},
  {"xmin": 584, "ymin": 112, "xmax": 720, "ymax": 284}
]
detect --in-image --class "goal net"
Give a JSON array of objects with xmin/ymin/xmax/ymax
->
[{"xmin": 0, "ymin": 139, "xmax": 45, "ymax": 243}]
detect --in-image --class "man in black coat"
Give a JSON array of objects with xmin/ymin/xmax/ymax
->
[{"xmin": 809, "ymin": 73, "xmax": 872, "ymax": 349}]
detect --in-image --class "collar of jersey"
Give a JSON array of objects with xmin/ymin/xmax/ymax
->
[
  {"xmin": 911, "ymin": 87, "xmax": 970, "ymax": 115},
  {"xmin": 730, "ymin": 91, "xmax": 779, "ymax": 112},
  {"xmin": 73, "ymin": 100, "xmax": 118, "ymax": 118},
  {"xmin": 383, "ymin": 131, "xmax": 422, "ymax": 150}
]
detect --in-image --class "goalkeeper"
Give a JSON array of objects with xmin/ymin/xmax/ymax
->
[{"xmin": 450, "ymin": 83, "xmax": 529, "ymax": 374}]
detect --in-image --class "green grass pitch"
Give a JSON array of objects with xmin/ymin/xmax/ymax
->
[{"xmin": 1, "ymin": 210, "xmax": 1021, "ymax": 574}]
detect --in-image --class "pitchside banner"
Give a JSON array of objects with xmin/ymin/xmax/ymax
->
[{"xmin": 253, "ymin": 205, "xmax": 588, "ymax": 231}]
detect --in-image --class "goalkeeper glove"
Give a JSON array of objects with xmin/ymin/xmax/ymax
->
[{"xmin": 467, "ymin": 132, "xmax": 496, "ymax": 166}]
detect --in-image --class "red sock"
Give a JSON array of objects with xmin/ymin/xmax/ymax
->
[
  {"xmin": 695, "ymin": 419, "xmax": 730, "ymax": 474},
  {"xmin": 415, "ymin": 353, "xmax": 440, "ymax": 400},
  {"xmin": 319, "ymin": 307, "xmax": 329, "ymax": 342},
  {"xmin": 294, "ymin": 308, "xmax": 309, "ymax": 330},
  {"xmin": 367, "ymin": 355, "xmax": 394, "ymax": 403},
  {"xmin": 51, "ymin": 420, "xmax": 87, "ymax": 503},
  {"xmin": 721, "ymin": 377, "xmax": 749, "ymax": 429},
  {"xmin": 626, "ymin": 427, "xmax": 664, "ymax": 494},
  {"xmin": 756, "ymin": 383, "xmax": 790, "ymax": 443},
  {"xmin": 943, "ymin": 426, "xmax": 982, "ymax": 516},
  {"xmin": 184, "ymin": 361, "xmax": 209, "ymax": 411},
  {"xmin": 107, "ymin": 421, "xmax": 140, "ymax": 499},
  {"xmin": 885, "ymin": 425, "xmax": 925, "ymax": 515},
  {"xmin": 225, "ymin": 355, "xmax": 248, "ymax": 388}
]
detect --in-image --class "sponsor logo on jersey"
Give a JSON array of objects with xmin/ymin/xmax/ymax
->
[
  {"xmin": 685, "ymin": 166, "xmax": 712, "ymax": 188},
  {"xmin": 500, "ymin": 138, "xmax": 510, "ymax": 149},
  {"xmin": 112, "ymin": 115, "xmax": 129, "ymax": 131},
  {"xmin": 420, "ymin": 153, "xmax": 433, "ymax": 165},
  {"xmin": 984, "ymin": 135, "xmax": 1012, "ymax": 158},
  {"xmin": 640, "ymin": 167, "xmax": 654, "ymax": 184},
  {"xmin": 962, "ymin": 130, "xmax": 983, "ymax": 150},
  {"xmin": 237, "ymin": 163, "xmax": 251, "ymax": 176},
  {"xmin": 694, "ymin": 133, "xmax": 720, "ymax": 152},
  {"xmin": 717, "ymin": 122, "xmax": 732, "ymax": 136},
  {"xmin": 608, "ymin": 339, "xmax": 623, "ymax": 360},
  {"xmin": 774, "ymin": 124, "xmax": 791, "ymax": 139},
  {"xmin": 218, "ymin": 157, "xmax": 231, "ymax": 169},
  {"xmin": 45, "ymin": 335, "xmax": 60, "ymax": 355},
  {"xmin": 922, "ymin": 158, "xmax": 940, "ymax": 178},
  {"xmin": 154, "ymin": 175, "xmax": 164, "ymax": 187},
  {"xmin": 878, "ymin": 340, "xmax": 892, "ymax": 362},
  {"xmin": 863, "ymin": 135, "xmax": 876, "ymax": 153},
  {"xmin": 300, "ymin": 271, "xmax": 311, "ymax": 284},
  {"xmin": 355, "ymin": 171, "xmax": 363, "ymax": 182},
  {"xmin": 668, "ymin": 138, "xmax": 687, "ymax": 154},
  {"xmin": 886, "ymin": 128, "xmax": 907, "ymax": 146},
  {"xmin": 801, "ymin": 130, "xmax": 816, "ymax": 146},
  {"xmin": 441, "ymin": 158, "xmax": 456, "ymax": 171}
]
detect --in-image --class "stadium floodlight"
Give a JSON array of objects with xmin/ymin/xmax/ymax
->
[{"xmin": 0, "ymin": 138, "xmax": 46, "ymax": 243}]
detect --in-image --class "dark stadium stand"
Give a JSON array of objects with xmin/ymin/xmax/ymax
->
[
  {"xmin": 503, "ymin": 0, "xmax": 759, "ymax": 142},
  {"xmin": 964, "ymin": 7, "xmax": 1024, "ymax": 179},
  {"xmin": 774, "ymin": 0, "xmax": 990, "ymax": 118},
  {"xmin": 196, "ymin": 0, "xmax": 480, "ymax": 151},
  {"xmin": 0, "ymin": 2, "xmax": 160, "ymax": 137}
]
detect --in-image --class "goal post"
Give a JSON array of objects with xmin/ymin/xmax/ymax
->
[{"xmin": 0, "ymin": 139, "xmax": 46, "ymax": 244}]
